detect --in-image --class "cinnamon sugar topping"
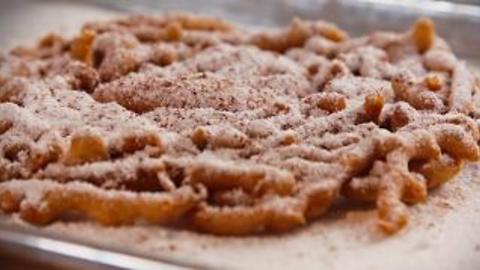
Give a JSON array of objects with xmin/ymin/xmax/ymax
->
[{"xmin": 1, "ymin": 13, "xmax": 479, "ymax": 235}]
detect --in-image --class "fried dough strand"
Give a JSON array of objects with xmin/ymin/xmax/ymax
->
[
  {"xmin": 194, "ymin": 197, "xmax": 306, "ymax": 235},
  {"xmin": 0, "ymin": 14, "xmax": 479, "ymax": 236},
  {"xmin": 0, "ymin": 180, "xmax": 204, "ymax": 225},
  {"xmin": 449, "ymin": 62, "xmax": 474, "ymax": 114},
  {"xmin": 411, "ymin": 17, "xmax": 435, "ymax": 54}
]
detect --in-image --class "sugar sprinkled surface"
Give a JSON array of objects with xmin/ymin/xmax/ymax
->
[{"xmin": 2, "ymin": 8, "xmax": 477, "ymax": 268}]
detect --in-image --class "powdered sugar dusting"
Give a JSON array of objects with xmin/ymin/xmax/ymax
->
[{"xmin": 1, "ymin": 14, "xmax": 480, "ymax": 236}]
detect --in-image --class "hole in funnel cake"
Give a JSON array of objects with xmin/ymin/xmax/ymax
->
[{"xmin": 0, "ymin": 13, "xmax": 479, "ymax": 235}]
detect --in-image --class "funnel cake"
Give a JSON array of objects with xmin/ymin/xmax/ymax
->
[{"xmin": 1, "ymin": 14, "xmax": 479, "ymax": 235}]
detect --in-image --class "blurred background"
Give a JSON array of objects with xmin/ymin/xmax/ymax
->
[{"xmin": 1, "ymin": 0, "xmax": 480, "ymax": 58}]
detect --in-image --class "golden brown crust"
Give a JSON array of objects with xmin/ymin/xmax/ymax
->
[
  {"xmin": 0, "ymin": 14, "xmax": 479, "ymax": 235},
  {"xmin": 411, "ymin": 17, "xmax": 435, "ymax": 54},
  {"xmin": 0, "ymin": 180, "xmax": 204, "ymax": 226}
]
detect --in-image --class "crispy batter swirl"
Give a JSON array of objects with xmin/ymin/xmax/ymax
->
[{"xmin": 1, "ymin": 14, "xmax": 479, "ymax": 235}]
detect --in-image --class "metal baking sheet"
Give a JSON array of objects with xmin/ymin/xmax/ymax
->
[
  {"xmin": 1, "ymin": 1, "xmax": 480, "ymax": 269},
  {"xmin": 0, "ymin": 220, "xmax": 196, "ymax": 270}
]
